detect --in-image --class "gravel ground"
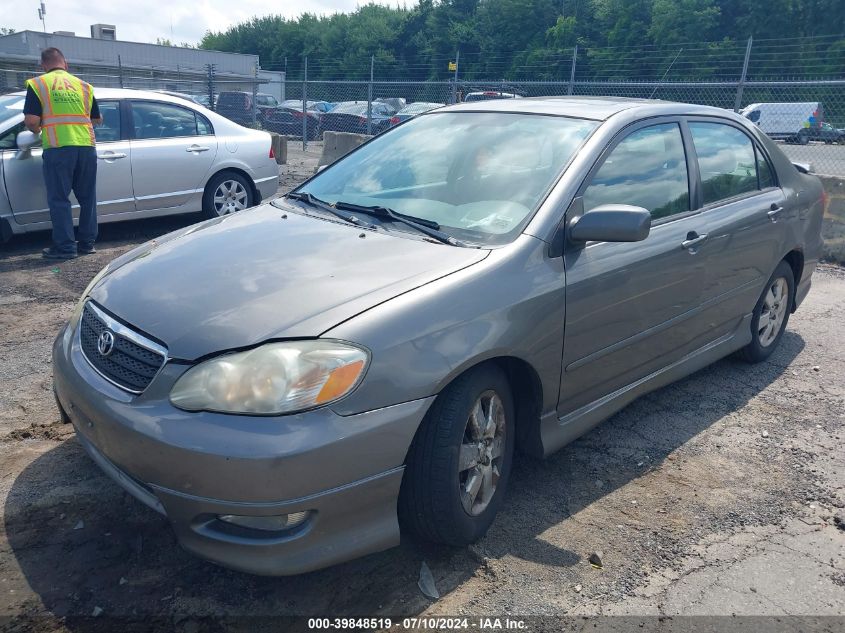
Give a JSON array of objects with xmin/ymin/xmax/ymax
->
[{"xmin": 0, "ymin": 144, "xmax": 843, "ymax": 631}]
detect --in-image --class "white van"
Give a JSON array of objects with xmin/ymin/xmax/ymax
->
[{"xmin": 740, "ymin": 102, "xmax": 824, "ymax": 144}]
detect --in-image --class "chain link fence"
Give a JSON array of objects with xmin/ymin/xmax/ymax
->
[
  {"xmin": 233, "ymin": 75, "xmax": 842, "ymax": 178},
  {"xmin": 3, "ymin": 38, "xmax": 844, "ymax": 176}
]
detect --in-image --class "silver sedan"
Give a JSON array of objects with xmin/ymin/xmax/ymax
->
[{"xmin": 0, "ymin": 88, "xmax": 279, "ymax": 241}]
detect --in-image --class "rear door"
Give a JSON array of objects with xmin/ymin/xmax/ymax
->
[
  {"xmin": 128, "ymin": 100, "xmax": 218, "ymax": 211},
  {"xmin": 683, "ymin": 118, "xmax": 787, "ymax": 338},
  {"xmin": 559, "ymin": 119, "xmax": 713, "ymax": 415}
]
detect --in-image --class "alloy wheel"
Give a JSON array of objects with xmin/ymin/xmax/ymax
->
[
  {"xmin": 758, "ymin": 277, "xmax": 788, "ymax": 347},
  {"xmin": 458, "ymin": 390, "xmax": 506, "ymax": 516},
  {"xmin": 213, "ymin": 180, "xmax": 249, "ymax": 215}
]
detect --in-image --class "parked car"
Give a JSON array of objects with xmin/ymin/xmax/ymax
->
[
  {"xmin": 0, "ymin": 88, "xmax": 278, "ymax": 241},
  {"xmin": 375, "ymin": 97, "xmax": 406, "ymax": 112},
  {"xmin": 264, "ymin": 105, "xmax": 322, "ymax": 140},
  {"xmin": 807, "ymin": 121, "xmax": 845, "ymax": 144},
  {"xmin": 463, "ymin": 91, "xmax": 523, "ymax": 102},
  {"xmin": 389, "ymin": 101, "xmax": 444, "ymax": 125},
  {"xmin": 320, "ymin": 101, "xmax": 395, "ymax": 135},
  {"xmin": 740, "ymin": 101, "xmax": 824, "ymax": 144},
  {"xmin": 192, "ymin": 94, "xmax": 213, "ymax": 109},
  {"xmin": 53, "ymin": 97, "xmax": 823, "ymax": 576},
  {"xmin": 215, "ymin": 91, "xmax": 280, "ymax": 127},
  {"xmin": 277, "ymin": 100, "xmax": 333, "ymax": 115},
  {"xmin": 153, "ymin": 90, "xmax": 210, "ymax": 108}
]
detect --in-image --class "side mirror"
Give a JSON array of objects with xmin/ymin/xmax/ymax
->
[
  {"xmin": 569, "ymin": 204, "xmax": 651, "ymax": 243},
  {"xmin": 15, "ymin": 130, "xmax": 40, "ymax": 160},
  {"xmin": 16, "ymin": 130, "xmax": 40, "ymax": 150}
]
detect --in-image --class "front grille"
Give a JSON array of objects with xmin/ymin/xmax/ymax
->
[{"xmin": 79, "ymin": 303, "xmax": 166, "ymax": 393}]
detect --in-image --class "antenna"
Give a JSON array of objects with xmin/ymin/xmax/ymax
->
[
  {"xmin": 37, "ymin": 1, "xmax": 47, "ymax": 32},
  {"xmin": 650, "ymin": 48, "xmax": 683, "ymax": 99}
]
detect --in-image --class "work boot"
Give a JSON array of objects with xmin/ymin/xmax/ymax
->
[
  {"xmin": 77, "ymin": 243, "xmax": 97, "ymax": 255},
  {"xmin": 42, "ymin": 247, "xmax": 77, "ymax": 260}
]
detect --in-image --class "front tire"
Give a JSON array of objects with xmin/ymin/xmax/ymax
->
[
  {"xmin": 737, "ymin": 260, "xmax": 794, "ymax": 363},
  {"xmin": 399, "ymin": 364, "xmax": 515, "ymax": 546},
  {"xmin": 202, "ymin": 172, "xmax": 254, "ymax": 219}
]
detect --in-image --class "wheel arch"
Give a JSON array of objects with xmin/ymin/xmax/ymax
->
[
  {"xmin": 782, "ymin": 248, "xmax": 804, "ymax": 312},
  {"xmin": 406, "ymin": 355, "xmax": 545, "ymax": 464},
  {"xmin": 203, "ymin": 167, "xmax": 260, "ymax": 203}
]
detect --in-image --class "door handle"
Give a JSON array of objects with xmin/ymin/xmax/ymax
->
[
  {"xmin": 767, "ymin": 203, "xmax": 784, "ymax": 222},
  {"xmin": 97, "ymin": 152, "xmax": 127, "ymax": 160},
  {"xmin": 681, "ymin": 232, "xmax": 708, "ymax": 251},
  {"xmin": 186, "ymin": 145, "xmax": 210, "ymax": 153}
]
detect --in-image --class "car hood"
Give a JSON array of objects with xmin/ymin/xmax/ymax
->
[{"xmin": 89, "ymin": 202, "xmax": 489, "ymax": 360}]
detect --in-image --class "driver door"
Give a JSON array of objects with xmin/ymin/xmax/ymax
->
[
  {"xmin": 1, "ymin": 100, "xmax": 134, "ymax": 225},
  {"xmin": 559, "ymin": 119, "xmax": 710, "ymax": 415}
]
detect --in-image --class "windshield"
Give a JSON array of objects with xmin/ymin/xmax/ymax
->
[
  {"xmin": 0, "ymin": 95, "xmax": 24, "ymax": 126},
  {"xmin": 292, "ymin": 111, "xmax": 596, "ymax": 246}
]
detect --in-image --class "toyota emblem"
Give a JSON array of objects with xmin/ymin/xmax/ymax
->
[{"xmin": 97, "ymin": 330, "xmax": 116, "ymax": 357}]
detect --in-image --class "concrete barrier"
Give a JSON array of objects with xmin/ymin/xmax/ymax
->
[
  {"xmin": 820, "ymin": 175, "xmax": 845, "ymax": 264},
  {"xmin": 269, "ymin": 133, "xmax": 287, "ymax": 165},
  {"xmin": 317, "ymin": 131, "xmax": 371, "ymax": 171}
]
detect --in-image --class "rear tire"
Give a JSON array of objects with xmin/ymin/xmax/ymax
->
[
  {"xmin": 202, "ymin": 171, "xmax": 254, "ymax": 219},
  {"xmin": 399, "ymin": 364, "xmax": 515, "ymax": 546},
  {"xmin": 737, "ymin": 260, "xmax": 794, "ymax": 363}
]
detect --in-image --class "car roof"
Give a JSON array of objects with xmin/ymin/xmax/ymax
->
[
  {"xmin": 8, "ymin": 87, "xmax": 211, "ymax": 106},
  {"xmin": 439, "ymin": 96, "xmax": 739, "ymax": 122}
]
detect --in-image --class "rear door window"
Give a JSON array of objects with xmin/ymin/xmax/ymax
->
[
  {"xmin": 130, "ymin": 101, "xmax": 202, "ymax": 139},
  {"xmin": 583, "ymin": 123, "xmax": 690, "ymax": 220},
  {"xmin": 689, "ymin": 122, "xmax": 758, "ymax": 205},
  {"xmin": 95, "ymin": 101, "xmax": 121, "ymax": 142},
  {"xmin": 757, "ymin": 147, "xmax": 776, "ymax": 189}
]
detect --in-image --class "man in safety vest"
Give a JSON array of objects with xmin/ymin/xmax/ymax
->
[{"xmin": 23, "ymin": 47, "xmax": 102, "ymax": 259}]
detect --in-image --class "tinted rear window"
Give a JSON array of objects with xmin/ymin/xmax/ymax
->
[
  {"xmin": 689, "ymin": 122, "xmax": 758, "ymax": 205},
  {"xmin": 218, "ymin": 93, "xmax": 246, "ymax": 106}
]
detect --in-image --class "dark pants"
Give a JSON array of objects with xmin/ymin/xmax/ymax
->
[{"xmin": 43, "ymin": 146, "xmax": 98, "ymax": 254}]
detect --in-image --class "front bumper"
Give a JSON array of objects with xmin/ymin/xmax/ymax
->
[{"xmin": 53, "ymin": 324, "xmax": 433, "ymax": 575}]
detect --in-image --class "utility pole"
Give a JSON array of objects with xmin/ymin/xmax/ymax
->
[
  {"xmin": 117, "ymin": 54, "xmax": 124, "ymax": 88},
  {"xmin": 302, "ymin": 56, "xmax": 308, "ymax": 150},
  {"xmin": 367, "ymin": 55, "xmax": 374, "ymax": 135},
  {"xmin": 206, "ymin": 63, "xmax": 216, "ymax": 112},
  {"xmin": 451, "ymin": 50, "xmax": 460, "ymax": 104},
  {"xmin": 37, "ymin": 1, "xmax": 47, "ymax": 32}
]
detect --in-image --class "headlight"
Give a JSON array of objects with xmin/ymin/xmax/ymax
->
[{"xmin": 169, "ymin": 340, "xmax": 369, "ymax": 415}]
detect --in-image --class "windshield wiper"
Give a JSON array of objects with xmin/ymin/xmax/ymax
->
[
  {"xmin": 285, "ymin": 192, "xmax": 372, "ymax": 227},
  {"xmin": 333, "ymin": 201, "xmax": 467, "ymax": 247}
]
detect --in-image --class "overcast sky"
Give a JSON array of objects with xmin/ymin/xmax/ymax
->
[{"xmin": 2, "ymin": 0, "xmax": 404, "ymax": 46}]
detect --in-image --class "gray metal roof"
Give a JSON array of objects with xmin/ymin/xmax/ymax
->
[{"xmin": 0, "ymin": 30, "xmax": 256, "ymax": 75}]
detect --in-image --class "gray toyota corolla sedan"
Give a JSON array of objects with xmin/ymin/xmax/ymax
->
[{"xmin": 52, "ymin": 97, "xmax": 824, "ymax": 575}]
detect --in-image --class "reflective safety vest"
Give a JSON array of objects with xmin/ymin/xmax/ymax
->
[{"xmin": 25, "ymin": 69, "xmax": 95, "ymax": 149}]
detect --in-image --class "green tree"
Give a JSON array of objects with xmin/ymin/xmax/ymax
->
[{"xmin": 648, "ymin": 0, "xmax": 720, "ymax": 45}]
